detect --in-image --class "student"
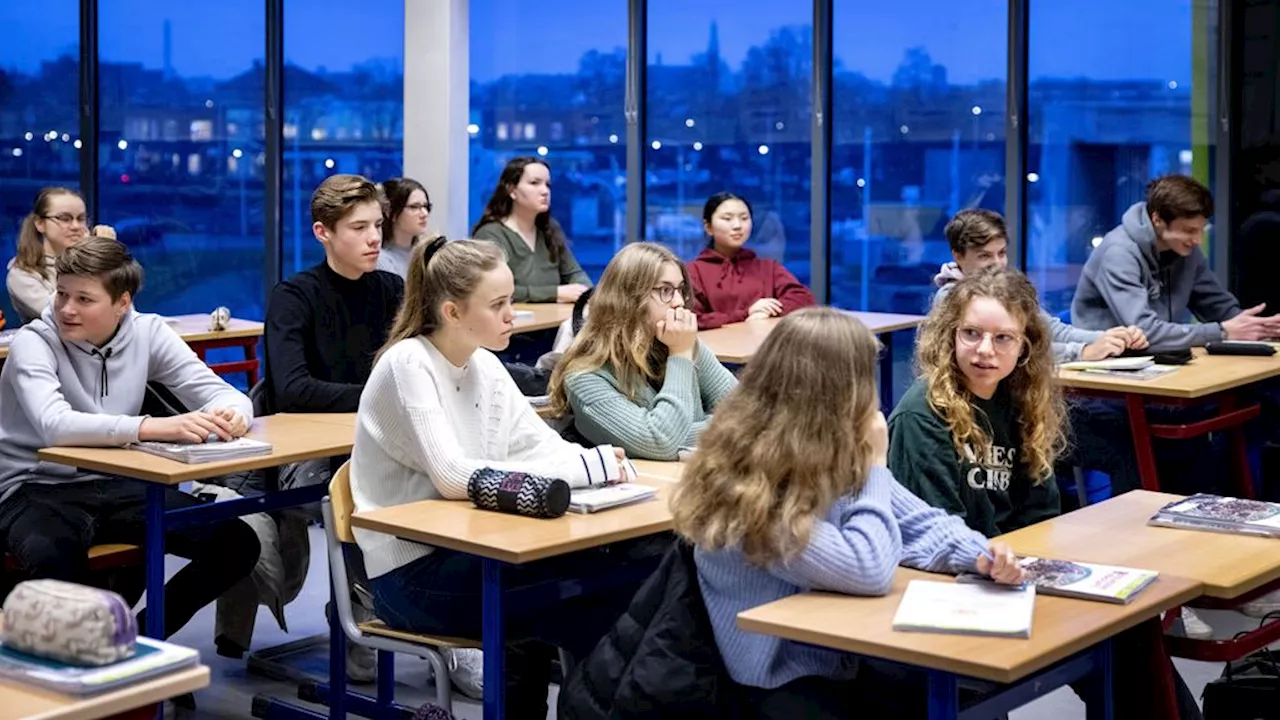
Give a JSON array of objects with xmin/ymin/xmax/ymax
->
[
  {"xmin": 548, "ymin": 242, "xmax": 737, "ymax": 460},
  {"xmin": 935, "ymin": 209, "xmax": 1146, "ymax": 362},
  {"xmin": 472, "ymin": 157, "xmax": 591, "ymax": 304},
  {"xmin": 0, "ymin": 236, "xmax": 261, "ymax": 639},
  {"xmin": 7, "ymin": 187, "xmax": 89, "ymax": 324},
  {"xmin": 1073, "ymin": 174, "xmax": 1280, "ymax": 350},
  {"xmin": 671, "ymin": 307, "xmax": 1024, "ymax": 719},
  {"xmin": 888, "ymin": 266, "xmax": 1201, "ymax": 720},
  {"xmin": 687, "ymin": 192, "xmax": 816, "ymax": 330},
  {"xmin": 350, "ymin": 238, "xmax": 649, "ymax": 720},
  {"xmin": 377, "ymin": 177, "xmax": 439, "ymax": 279}
]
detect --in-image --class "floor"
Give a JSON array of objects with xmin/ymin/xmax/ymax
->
[{"xmin": 163, "ymin": 526, "xmax": 1260, "ymax": 719}]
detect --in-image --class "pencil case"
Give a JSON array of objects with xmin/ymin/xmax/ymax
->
[
  {"xmin": 1, "ymin": 580, "xmax": 137, "ymax": 666},
  {"xmin": 468, "ymin": 468, "xmax": 570, "ymax": 519},
  {"xmin": 1205, "ymin": 342, "xmax": 1276, "ymax": 357}
]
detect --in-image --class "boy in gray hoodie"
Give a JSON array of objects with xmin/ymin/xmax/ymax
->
[
  {"xmin": 0, "ymin": 237, "xmax": 261, "ymax": 639},
  {"xmin": 1073, "ymin": 174, "xmax": 1280, "ymax": 351}
]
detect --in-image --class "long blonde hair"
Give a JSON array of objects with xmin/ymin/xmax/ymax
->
[
  {"xmin": 547, "ymin": 242, "xmax": 692, "ymax": 417},
  {"xmin": 671, "ymin": 308, "xmax": 881, "ymax": 567},
  {"xmin": 17, "ymin": 187, "xmax": 82, "ymax": 279},
  {"xmin": 915, "ymin": 266, "xmax": 1066, "ymax": 482},
  {"xmin": 377, "ymin": 239, "xmax": 507, "ymax": 360}
]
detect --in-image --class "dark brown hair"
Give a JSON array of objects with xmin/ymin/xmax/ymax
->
[
  {"xmin": 944, "ymin": 209, "xmax": 1007, "ymax": 255},
  {"xmin": 17, "ymin": 187, "xmax": 83, "ymax": 279},
  {"xmin": 1146, "ymin": 175, "xmax": 1214, "ymax": 223},
  {"xmin": 311, "ymin": 174, "xmax": 384, "ymax": 230},
  {"xmin": 380, "ymin": 177, "xmax": 429, "ymax": 246},
  {"xmin": 472, "ymin": 157, "xmax": 568, "ymax": 264},
  {"xmin": 55, "ymin": 236, "xmax": 145, "ymax": 302}
]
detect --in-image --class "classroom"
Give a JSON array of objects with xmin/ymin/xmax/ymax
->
[{"xmin": 0, "ymin": 1, "xmax": 1277, "ymax": 719}]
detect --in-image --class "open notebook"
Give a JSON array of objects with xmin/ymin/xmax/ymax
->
[{"xmin": 568, "ymin": 483, "xmax": 657, "ymax": 514}]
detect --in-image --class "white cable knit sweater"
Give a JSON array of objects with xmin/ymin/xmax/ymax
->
[{"xmin": 351, "ymin": 335, "xmax": 619, "ymax": 578}]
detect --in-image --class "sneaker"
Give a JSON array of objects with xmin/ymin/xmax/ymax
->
[
  {"xmin": 1239, "ymin": 588, "xmax": 1280, "ymax": 618},
  {"xmin": 324, "ymin": 598, "xmax": 378, "ymax": 684},
  {"xmin": 441, "ymin": 647, "xmax": 483, "ymax": 700},
  {"xmin": 1176, "ymin": 607, "xmax": 1214, "ymax": 639}
]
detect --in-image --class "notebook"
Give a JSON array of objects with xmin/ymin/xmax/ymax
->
[
  {"xmin": 891, "ymin": 580, "xmax": 1035, "ymax": 638},
  {"xmin": 960, "ymin": 558, "xmax": 1158, "ymax": 604},
  {"xmin": 1148, "ymin": 493, "xmax": 1280, "ymax": 538},
  {"xmin": 132, "ymin": 437, "xmax": 273, "ymax": 464},
  {"xmin": 514, "ymin": 310, "xmax": 535, "ymax": 322},
  {"xmin": 1059, "ymin": 356, "xmax": 1155, "ymax": 371},
  {"xmin": 0, "ymin": 636, "xmax": 199, "ymax": 695},
  {"xmin": 568, "ymin": 483, "xmax": 658, "ymax": 514}
]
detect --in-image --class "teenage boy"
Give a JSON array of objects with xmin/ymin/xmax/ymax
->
[
  {"xmin": 1073, "ymin": 174, "xmax": 1280, "ymax": 351},
  {"xmin": 934, "ymin": 208, "xmax": 1147, "ymax": 362},
  {"xmin": 0, "ymin": 237, "xmax": 261, "ymax": 639}
]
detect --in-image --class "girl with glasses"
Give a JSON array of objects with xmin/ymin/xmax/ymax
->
[
  {"xmin": 547, "ymin": 242, "xmax": 736, "ymax": 460},
  {"xmin": 377, "ymin": 177, "xmax": 440, "ymax": 280},
  {"xmin": 8, "ymin": 187, "xmax": 89, "ymax": 324}
]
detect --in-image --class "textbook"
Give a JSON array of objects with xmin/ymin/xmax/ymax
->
[
  {"xmin": 132, "ymin": 437, "xmax": 273, "ymax": 464},
  {"xmin": 0, "ymin": 636, "xmax": 198, "ymax": 695},
  {"xmin": 891, "ymin": 580, "xmax": 1035, "ymax": 638},
  {"xmin": 568, "ymin": 483, "xmax": 658, "ymax": 514},
  {"xmin": 960, "ymin": 558, "xmax": 1158, "ymax": 604},
  {"xmin": 1148, "ymin": 493, "xmax": 1280, "ymax": 538}
]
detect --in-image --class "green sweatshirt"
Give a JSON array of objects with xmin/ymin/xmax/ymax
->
[
  {"xmin": 472, "ymin": 221, "xmax": 591, "ymax": 303},
  {"xmin": 563, "ymin": 341, "xmax": 738, "ymax": 460},
  {"xmin": 887, "ymin": 379, "xmax": 1060, "ymax": 538}
]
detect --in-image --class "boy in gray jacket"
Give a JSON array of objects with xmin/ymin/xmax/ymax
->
[
  {"xmin": 1073, "ymin": 174, "xmax": 1280, "ymax": 351},
  {"xmin": 0, "ymin": 237, "xmax": 260, "ymax": 639}
]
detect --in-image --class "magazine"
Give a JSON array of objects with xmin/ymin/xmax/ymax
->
[
  {"xmin": 960, "ymin": 557, "xmax": 1158, "ymax": 604},
  {"xmin": 1148, "ymin": 493, "xmax": 1280, "ymax": 538}
]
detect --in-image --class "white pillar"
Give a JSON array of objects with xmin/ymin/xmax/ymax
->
[{"xmin": 404, "ymin": 0, "xmax": 470, "ymax": 240}]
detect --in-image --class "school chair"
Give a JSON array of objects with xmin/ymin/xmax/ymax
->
[{"xmin": 317, "ymin": 461, "xmax": 479, "ymax": 714}]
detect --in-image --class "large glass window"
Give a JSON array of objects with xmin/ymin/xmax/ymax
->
[
  {"xmin": 469, "ymin": 0, "xmax": 627, "ymax": 282},
  {"xmin": 1028, "ymin": 0, "xmax": 1212, "ymax": 314},
  {"xmin": 646, "ymin": 3, "xmax": 813, "ymax": 283},
  {"xmin": 830, "ymin": 2, "xmax": 1008, "ymax": 313},
  {"xmin": 98, "ymin": 1, "xmax": 266, "ymax": 319},
  {"xmin": 0, "ymin": 0, "xmax": 80, "ymax": 324},
  {"xmin": 283, "ymin": 1, "xmax": 404, "ymax": 277}
]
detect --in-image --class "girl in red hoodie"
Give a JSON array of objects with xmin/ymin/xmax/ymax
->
[{"xmin": 688, "ymin": 192, "xmax": 816, "ymax": 330}]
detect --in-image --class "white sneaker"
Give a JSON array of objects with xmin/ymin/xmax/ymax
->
[
  {"xmin": 441, "ymin": 647, "xmax": 484, "ymax": 700},
  {"xmin": 1176, "ymin": 607, "xmax": 1214, "ymax": 639},
  {"xmin": 1239, "ymin": 588, "xmax": 1280, "ymax": 618}
]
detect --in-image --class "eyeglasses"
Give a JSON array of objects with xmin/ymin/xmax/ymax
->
[
  {"xmin": 651, "ymin": 284, "xmax": 684, "ymax": 303},
  {"xmin": 405, "ymin": 202, "xmax": 432, "ymax": 213},
  {"xmin": 956, "ymin": 325, "xmax": 1022, "ymax": 353},
  {"xmin": 43, "ymin": 213, "xmax": 90, "ymax": 228}
]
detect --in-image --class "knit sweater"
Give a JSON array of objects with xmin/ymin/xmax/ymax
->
[
  {"xmin": 472, "ymin": 221, "xmax": 591, "ymax": 303},
  {"xmin": 6, "ymin": 254, "xmax": 57, "ymax": 324},
  {"xmin": 695, "ymin": 466, "xmax": 989, "ymax": 689},
  {"xmin": 350, "ymin": 336, "xmax": 621, "ymax": 578},
  {"xmin": 563, "ymin": 341, "xmax": 737, "ymax": 460}
]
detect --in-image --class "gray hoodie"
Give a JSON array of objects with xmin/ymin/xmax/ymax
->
[
  {"xmin": 1072, "ymin": 202, "xmax": 1239, "ymax": 352},
  {"xmin": 0, "ymin": 305, "xmax": 254, "ymax": 503},
  {"xmin": 932, "ymin": 263, "xmax": 1103, "ymax": 363}
]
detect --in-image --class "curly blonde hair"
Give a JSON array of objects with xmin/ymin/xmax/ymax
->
[
  {"xmin": 670, "ymin": 308, "xmax": 882, "ymax": 567},
  {"xmin": 547, "ymin": 242, "xmax": 692, "ymax": 417},
  {"xmin": 915, "ymin": 266, "xmax": 1066, "ymax": 482}
]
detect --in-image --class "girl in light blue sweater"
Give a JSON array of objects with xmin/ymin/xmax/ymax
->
[{"xmin": 669, "ymin": 307, "xmax": 1024, "ymax": 718}]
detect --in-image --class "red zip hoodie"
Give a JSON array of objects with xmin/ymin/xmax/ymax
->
[{"xmin": 687, "ymin": 247, "xmax": 817, "ymax": 330}]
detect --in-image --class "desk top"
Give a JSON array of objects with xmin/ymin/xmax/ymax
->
[
  {"xmin": 351, "ymin": 479, "xmax": 674, "ymax": 564},
  {"xmin": 0, "ymin": 316, "xmax": 262, "ymax": 361},
  {"xmin": 38, "ymin": 414, "xmax": 355, "ymax": 485},
  {"xmin": 1057, "ymin": 349, "xmax": 1280, "ymax": 399},
  {"xmin": 0, "ymin": 665, "xmax": 209, "ymax": 720},
  {"xmin": 630, "ymin": 459, "xmax": 684, "ymax": 484},
  {"xmin": 512, "ymin": 303, "xmax": 573, "ymax": 334},
  {"xmin": 698, "ymin": 311, "xmax": 925, "ymax": 364},
  {"xmin": 1000, "ymin": 490, "xmax": 1280, "ymax": 599},
  {"xmin": 737, "ymin": 567, "xmax": 1200, "ymax": 684}
]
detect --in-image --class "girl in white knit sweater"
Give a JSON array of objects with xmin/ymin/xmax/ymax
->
[{"xmin": 349, "ymin": 238, "xmax": 648, "ymax": 717}]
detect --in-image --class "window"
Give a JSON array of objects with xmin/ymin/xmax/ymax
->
[
  {"xmin": 98, "ymin": 1, "xmax": 266, "ymax": 319},
  {"xmin": 646, "ymin": 3, "xmax": 813, "ymax": 284},
  {"xmin": 830, "ymin": 2, "xmax": 1008, "ymax": 313},
  {"xmin": 283, "ymin": 0, "xmax": 404, "ymax": 277},
  {"xmin": 1028, "ymin": 0, "xmax": 1213, "ymax": 313},
  {"xmin": 0, "ymin": 0, "xmax": 80, "ymax": 323},
  {"xmin": 470, "ymin": 0, "xmax": 627, "ymax": 282}
]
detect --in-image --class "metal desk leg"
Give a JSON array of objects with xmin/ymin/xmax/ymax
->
[
  {"xmin": 328, "ymin": 580, "xmax": 347, "ymax": 720},
  {"xmin": 482, "ymin": 559, "xmax": 505, "ymax": 720},
  {"xmin": 926, "ymin": 670, "xmax": 959, "ymax": 720},
  {"xmin": 144, "ymin": 484, "xmax": 166, "ymax": 639},
  {"xmin": 1085, "ymin": 638, "xmax": 1114, "ymax": 720},
  {"xmin": 880, "ymin": 330, "xmax": 896, "ymax": 412},
  {"xmin": 1125, "ymin": 394, "xmax": 1161, "ymax": 491}
]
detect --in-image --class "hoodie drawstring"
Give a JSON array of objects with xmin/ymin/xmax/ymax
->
[{"xmin": 90, "ymin": 347, "xmax": 113, "ymax": 399}]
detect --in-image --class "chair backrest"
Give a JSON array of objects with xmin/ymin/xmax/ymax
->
[{"xmin": 329, "ymin": 461, "xmax": 356, "ymax": 544}]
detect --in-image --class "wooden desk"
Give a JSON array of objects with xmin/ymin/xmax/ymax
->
[
  {"xmin": 512, "ymin": 303, "xmax": 573, "ymax": 334},
  {"xmin": 39, "ymin": 414, "xmax": 356, "ymax": 485},
  {"xmin": 1057, "ymin": 350, "xmax": 1280, "ymax": 399},
  {"xmin": 1000, "ymin": 490, "xmax": 1280, "ymax": 600},
  {"xmin": 698, "ymin": 311, "xmax": 924, "ymax": 365},
  {"xmin": 630, "ymin": 459, "xmax": 684, "ymax": 483},
  {"xmin": 277, "ymin": 412, "xmax": 357, "ymax": 429},
  {"xmin": 0, "ymin": 665, "xmax": 209, "ymax": 720}
]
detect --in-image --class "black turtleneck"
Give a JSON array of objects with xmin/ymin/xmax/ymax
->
[{"xmin": 264, "ymin": 262, "xmax": 404, "ymax": 413}]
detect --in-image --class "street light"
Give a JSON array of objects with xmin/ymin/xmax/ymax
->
[{"xmin": 651, "ymin": 140, "xmax": 662, "ymax": 150}]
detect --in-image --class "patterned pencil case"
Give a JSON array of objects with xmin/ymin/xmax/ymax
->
[
  {"xmin": 468, "ymin": 468, "xmax": 570, "ymax": 519},
  {"xmin": 1, "ymin": 580, "xmax": 137, "ymax": 666}
]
